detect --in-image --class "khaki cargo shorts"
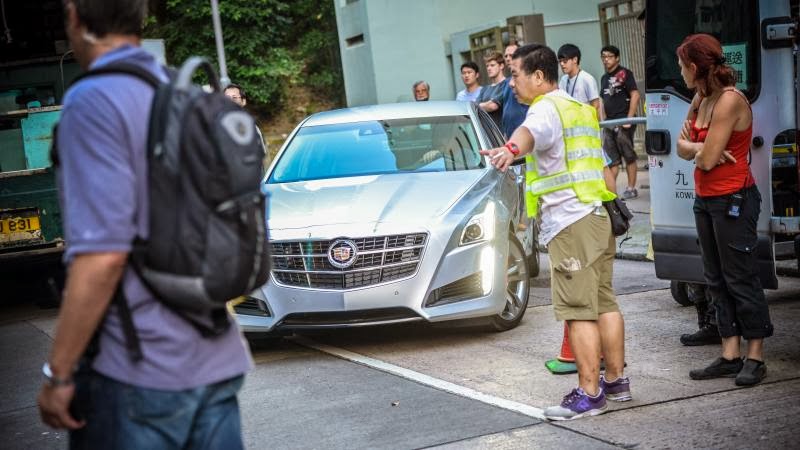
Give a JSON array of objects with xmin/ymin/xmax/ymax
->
[{"xmin": 548, "ymin": 210, "xmax": 618, "ymax": 321}]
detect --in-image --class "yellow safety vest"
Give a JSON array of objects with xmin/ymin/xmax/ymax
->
[{"xmin": 524, "ymin": 94, "xmax": 616, "ymax": 217}]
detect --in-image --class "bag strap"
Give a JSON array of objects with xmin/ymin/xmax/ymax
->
[
  {"xmin": 68, "ymin": 62, "xmax": 166, "ymax": 364},
  {"xmin": 113, "ymin": 284, "xmax": 143, "ymax": 362},
  {"xmin": 70, "ymin": 62, "xmax": 163, "ymax": 88}
]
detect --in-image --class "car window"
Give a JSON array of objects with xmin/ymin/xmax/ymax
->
[
  {"xmin": 476, "ymin": 108, "xmax": 504, "ymax": 146},
  {"xmin": 269, "ymin": 116, "xmax": 485, "ymax": 183},
  {"xmin": 646, "ymin": 0, "xmax": 760, "ymax": 102}
]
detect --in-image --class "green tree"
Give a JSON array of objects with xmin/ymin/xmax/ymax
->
[{"xmin": 145, "ymin": 0, "xmax": 343, "ymax": 118}]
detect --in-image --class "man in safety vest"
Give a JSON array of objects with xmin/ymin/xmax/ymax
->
[{"xmin": 481, "ymin": 43, "xmax": 629, "ymax": 421}]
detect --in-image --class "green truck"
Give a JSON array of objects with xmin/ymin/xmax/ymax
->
[
  {"xmin": 1, "ymin": 1, "xmax": 166, "ymax": 300},
  {"xmin": 0, "ymin": 105, "xmax": 64, "ymax": 274},
  {"xmin": 0, "ymin": 0, "xmax": 77, "ymax": 297}
]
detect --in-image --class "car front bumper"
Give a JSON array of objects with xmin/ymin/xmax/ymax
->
[{"xmin": 236, "ymin": 224, "xmax": 510, "ymax": 332}]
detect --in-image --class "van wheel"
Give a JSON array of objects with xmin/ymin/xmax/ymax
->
[
  {"xmin": 490, "ymin": 234, "xmax": 530, "ymax": 331},
  {"xmin": 669, "ymin": 280, "xmax": 693, "ymax": 307}
]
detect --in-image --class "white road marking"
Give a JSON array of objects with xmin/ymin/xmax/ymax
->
[{"xmin": 294, "ymin": 336, "xmax": 546, "ymax": 420}]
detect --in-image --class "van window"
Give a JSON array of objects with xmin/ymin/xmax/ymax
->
[{"xmin": 645, "ymin": 0, "xmax": 760, "ymax": 102}]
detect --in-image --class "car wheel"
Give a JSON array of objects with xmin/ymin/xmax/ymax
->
[
  {"xmin": 490, "ymin": 234, "xmax": 530, "ymax": 331},
  {"xmin": 527, "ymin": 246, "xmax": 540, "ymax": 278},
  {"xmin": 669, "ymin": 280, "xmax": 693, "ymax": 307}
]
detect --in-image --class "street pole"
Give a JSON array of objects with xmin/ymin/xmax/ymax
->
[{"xmin": 210, "ymin": 0, "xmax": 230, "ymax": 89}]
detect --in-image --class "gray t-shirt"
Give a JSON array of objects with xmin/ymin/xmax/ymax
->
[
  {"xmin": 477, "ymin": 80, "xmax": 506, "ymax": 127},
  {"xmin": 558, "ymin": 70, "xmax": 600, "ymax": 106},
  {"xmin": 57, "ymin": 45, "xmax": 252, "ymax": 390}
]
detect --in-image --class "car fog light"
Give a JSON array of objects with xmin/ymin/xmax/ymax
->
[{"xmin": 480, "ymin": 246, "xmax": 494, "ymax": 295}]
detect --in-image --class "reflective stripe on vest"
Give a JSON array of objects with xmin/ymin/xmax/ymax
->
[
  {"xmin": 566, "ymin": 148, "xmax": 605, "ymax": 162},
  {"xmin": 563, "ymin": 126, "xmax": 602, "ymax": 140},
  {"xmin": 527, "ymin": 169, "xmax": 604, "ymax": 194}
]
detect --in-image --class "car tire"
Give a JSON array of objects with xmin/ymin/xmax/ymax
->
[
  {"xmin": 490, "ymin": 234, "xmax": 530, "ymax": 331},
  {"xmin": 527, "ymin": 247, "xmax": 540, "ymax": 278},
  {"xmin": 670, "ymin": 280, "xmax": 693, "ymax": 307}
]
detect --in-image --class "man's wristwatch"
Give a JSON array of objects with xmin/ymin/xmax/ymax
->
[
  {"xmin": 42, "ymin": 362, "xmax": 74, "ymax": 387},
  {"xmin": 504, "ymin": 142, "xmax": 520, "ymax": 156}
]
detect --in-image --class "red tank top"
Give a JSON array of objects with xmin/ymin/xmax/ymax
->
[{"xmin": 691, "ymin": 89, "xmax": 755, "ymax": 197}]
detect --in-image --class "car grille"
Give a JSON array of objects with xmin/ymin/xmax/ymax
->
[
  {"xmin": 271, "ymin": 233, "xmax": 427, "ymax": 289},
  {"xmin": 277, "ymin": 307, "xmax": 421, "ymax": 328}
]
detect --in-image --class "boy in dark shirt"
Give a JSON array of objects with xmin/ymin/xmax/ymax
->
[{"xmin": 600, "ymin": 45, "xmax": 640, "ymax": 199}]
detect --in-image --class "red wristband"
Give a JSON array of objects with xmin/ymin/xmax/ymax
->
[{"xmin": 504, "ymin": 142, "xmax": 520, "ymax": 156}]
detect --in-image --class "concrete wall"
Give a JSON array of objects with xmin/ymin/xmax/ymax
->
[{"xmin": 335, "ymin": 0, "xmax": 613, "ymax": 106}]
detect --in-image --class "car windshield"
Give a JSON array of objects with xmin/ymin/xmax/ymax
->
[{"xmin": 268, "ymin": 115, "xmax": 484, "ymax": 184}]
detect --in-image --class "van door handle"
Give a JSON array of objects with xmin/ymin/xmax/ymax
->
[{"xmin": 645, "ymin": 130, "xmax": 671, "ymax": 155}]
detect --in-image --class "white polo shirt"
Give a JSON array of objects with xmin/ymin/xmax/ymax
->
[{"xmin": 521, "ymin": 89, "xmax": 598, "ymax": 246}]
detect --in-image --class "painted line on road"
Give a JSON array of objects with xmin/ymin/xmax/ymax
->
[{"xmin": 294, "ymin": 336, "xmax": 546, "ymax": 421}]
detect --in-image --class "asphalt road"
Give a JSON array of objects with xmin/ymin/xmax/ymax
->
[{"xmin": 2, "ymin": 258, "xmax": 799, "ymax": 449}]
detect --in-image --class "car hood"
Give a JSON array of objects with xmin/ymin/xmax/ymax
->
[{"xmin": 265, "ymin": 171, "xmax": 486, "ymax": 229}]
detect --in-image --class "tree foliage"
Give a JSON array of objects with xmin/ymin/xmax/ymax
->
[{"xmin": 145, "ymin": 0, "xmax": 344, "ymax": 117}]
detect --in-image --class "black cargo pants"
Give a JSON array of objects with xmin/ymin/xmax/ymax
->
[{"xmin": 693, "ymin": 185, "xmax": 773, "ymax": 339}]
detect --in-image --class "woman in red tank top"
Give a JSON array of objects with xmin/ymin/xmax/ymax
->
[{"xmin": 675, "ymin": 34, "xmax": 773, "ymax": 386}]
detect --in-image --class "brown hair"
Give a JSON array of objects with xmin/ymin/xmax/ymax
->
[
  {"xmin": 677, "ymin": 33, "xmax": 735, "ymax": 95},
  {"xmin": 483, "ymin": 51, "xmax": 504, "ymax": 66}
]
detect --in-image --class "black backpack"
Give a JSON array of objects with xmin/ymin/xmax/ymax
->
[{"xmin": 68, "ymin": 57, "xmax": 270, "ymax": 359}]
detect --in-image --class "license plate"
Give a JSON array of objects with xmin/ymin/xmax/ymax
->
[{"xmin": 0, "ymin": 209, "xmax": 42, "ymax": 244}]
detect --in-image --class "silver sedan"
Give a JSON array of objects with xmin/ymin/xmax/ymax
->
[{"xmin": 236, "ymin": 101, "xmax": 537, "ymax": 332}]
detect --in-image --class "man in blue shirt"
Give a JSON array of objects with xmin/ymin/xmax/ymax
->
[
  {"xmin": 37, "ymin": 1, "xmax": 252, "ymax": 447},
  {"xmin": 490, "ymin": 43, "xmax": 530, "ymax": 138},
  {"xmin": 455, "ymin": 61, "xmax": 483, "ymax": 102}
]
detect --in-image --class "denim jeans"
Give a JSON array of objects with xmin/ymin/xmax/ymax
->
[
  {"xmin": 693, "ymin": 185, "xmax": 773, "ymax": 339},
  {"xmin": 70, "ymin": 371, "xmax": 245, "ymax": 450}
]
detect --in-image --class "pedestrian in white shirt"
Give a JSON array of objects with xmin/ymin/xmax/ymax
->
[{"xmin": 558, "ymin": 44, "xmax": 601, "ymax": 120}]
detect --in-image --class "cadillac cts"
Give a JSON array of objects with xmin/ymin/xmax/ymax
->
[{"xmin": 235, "ymin": 101, "xmax": 538, "ymax": 332}]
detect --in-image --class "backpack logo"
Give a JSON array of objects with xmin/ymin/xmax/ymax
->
[
  {"xmin": 328, "ymin": 239, "xmax": 358, "ymax": 268},
  {"xmin": 220, "ymin": 111, "xmax": 255, "ymax": 146}
]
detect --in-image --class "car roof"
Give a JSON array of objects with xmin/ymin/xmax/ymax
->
[{"xmin": 302, "ymin": 101, "xmax": 475, "ymax": 126}]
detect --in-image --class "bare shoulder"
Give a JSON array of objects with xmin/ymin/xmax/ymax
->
[{"xmin": 719, "ymin": 89, "xmax": 751, "ymax": 129}]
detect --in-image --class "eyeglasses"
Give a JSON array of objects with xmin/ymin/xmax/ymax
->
[{"xmin": 601, "ymin": 54, "xmax": 616, "ymax": 60}]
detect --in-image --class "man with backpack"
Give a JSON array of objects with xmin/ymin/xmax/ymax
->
[{"xmin": 37, "ymin": 1, "xmax": 260, "ymax": 447}]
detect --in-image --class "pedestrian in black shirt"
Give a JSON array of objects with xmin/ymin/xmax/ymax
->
[{"xmin": 600, "ymin": 45, "xmax": 640, "ymax": 199}]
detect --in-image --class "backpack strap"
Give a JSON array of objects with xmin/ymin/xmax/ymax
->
[
  {"xmin": 113, "ymin": 285, "xmax": 143, "ymax": 362},
  {"xmin": 68, "ymin": 62, "xmax": 168, "ymax": 364},
  {"xmin": 70, "ymin": 62, "xmax": 164, "ymax": 88}
]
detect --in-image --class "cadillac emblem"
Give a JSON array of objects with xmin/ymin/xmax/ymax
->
[{"xmin": 327, "ymin": 239, "xmax": 358, "ymax": 269}]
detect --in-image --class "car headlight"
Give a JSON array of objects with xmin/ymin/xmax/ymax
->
[{"xmin": 460, "ymin": 201, "xmax": 495, "ymax": 246}]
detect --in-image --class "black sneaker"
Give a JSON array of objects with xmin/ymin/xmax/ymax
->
[
  {"xmin": 689, "ymin": 357, "xmax": 743, "ymax": 380},
  {"xmin": 680, "ymin": 324, "xmax": 722, "ymax": 346},
  {"xmin": 735, "ymin": 358, "xmax": 767, "ymax": 386}
]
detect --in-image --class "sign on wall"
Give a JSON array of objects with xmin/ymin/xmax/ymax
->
[{"xmin": 721, "ymin": 42, "xmax": 747, "ymax": 91}]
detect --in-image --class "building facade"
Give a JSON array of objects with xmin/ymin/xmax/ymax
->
[{"xmin": 334, "ymin": 0, "xmax": 635, "ymax": 106}]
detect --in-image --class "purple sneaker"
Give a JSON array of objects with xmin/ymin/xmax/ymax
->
[
  {"xmin": 601, "ymin": 374, "xmax": 632, "ymax": 402},
  {"xmin": 543, "ymin": 387, "xmax": 607, "ymax": 421}
]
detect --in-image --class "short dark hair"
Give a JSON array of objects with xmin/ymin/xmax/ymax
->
[
  {"xmin": 512, "ymin": 43, "xmax": 559, "ymax": 84},
  {"xmin": 225, "ymin": 83, "xmax": 246, "ymax": 100},
  {"xmin": 601, "ymin": 45, "xmax": 620, "ymax": 57},
  {"xmin": 557, "ymin": 44, "xmax": 581, "ymax": 64},
  {"xmin": 69, "ymin": 0, "xmax": 147, "ymax": 38},
  {"xmin": 460, "ymin": 61, "xmax": 480, "ymax": 74}
]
